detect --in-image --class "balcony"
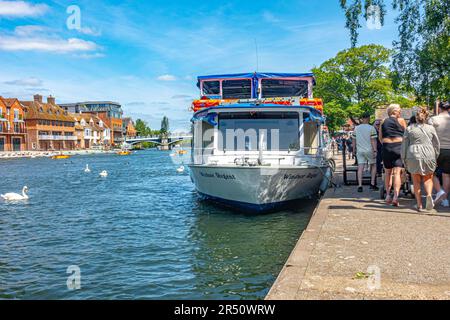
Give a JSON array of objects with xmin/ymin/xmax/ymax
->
[
  {"xmin": 0, "ymin": 126, "xmax": 27, "ymax": 134},
  {"xmin": 38, "ymin": 135, "xmax": 77, "ymax": 141}
]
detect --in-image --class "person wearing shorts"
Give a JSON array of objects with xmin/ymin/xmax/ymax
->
[
  {"xmin": 429, "ymin": 101, "xmax": 450, "ymax": 207},
  {"xmin": 380, "ymin": 104, "xmax": 407, "ymax": 206},
  {"xmin": 352, "ymin": 113, "xmax": 378, "ymax": 192}
]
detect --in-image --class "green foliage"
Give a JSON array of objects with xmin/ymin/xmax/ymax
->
[
  {"xmin": 340, "ymin": 0, "xmax": 387, "ymax": 47},
  {"xmin": 314, "ymin": 45, "xmax": 408, "ymax": 131},
  {"xmin": 323, "ymin": 101, "xmax": 348, "ymax": 133},
  {"xmin": 135, "ymin": 119, "xmax": 151, "ymax": 136},
  {"xmin": 160, "ymin": 116, "xmax": 169, "ymax": 134},
  {"xmin": 339, "ymin": 0, "xmax": 450, "ymax": 103}
]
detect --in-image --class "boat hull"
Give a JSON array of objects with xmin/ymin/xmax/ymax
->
[{"xmin": 189, "ymin": 165, "xmax": 326, "ymax": 212}]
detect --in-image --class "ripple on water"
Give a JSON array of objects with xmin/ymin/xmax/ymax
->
[{"xmin": 0, "ymin": 150, "xmax": 315, "ymax": 299}]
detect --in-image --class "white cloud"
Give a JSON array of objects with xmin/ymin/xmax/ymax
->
[
  {"xmin": 79, "ymin": 26, "xmax": 102, "ymax": 37},
  {"xmin": 171, "ymin": 94, "xmax": 193, "ymax": 99},
  {"xmin": 75, "ymin": 52, "xmax": 105, "ymax": 59},
  {"xmin": 262, "ymin": 11, "xmax": 279, "ymax": 24},
  {"xmin": 0, "ymin": 36, "xmax": 99, "ymax": 53},
  {"xmin": 0, "ymin": 1, "xmax": 48, "ymax": 17},
  {"xmin": 4, "ymin": 77, "xmax": 43, "ymax": 87},
  {"xmin": 14, "ymin": 25, "xmax": 46, "ymax": 36},
  {"xmin": 157, "ymin": 74, "xmax": 177, "ymax": 81}
]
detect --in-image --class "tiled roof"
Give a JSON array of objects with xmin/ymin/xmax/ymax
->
[
  {"xmin": 21, "ymin": 100, "xmax": 74, "ymax": 122},
  {"xmin": 2, "ymin": 98, "xmax": 20, "ymax": 107},
  {"xmin": 72, "ymin": 113, "xmax": 110, "ymax": 131}
]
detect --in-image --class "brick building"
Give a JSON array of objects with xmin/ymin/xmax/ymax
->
[
  {"xmin": 122, "ymin": 117, "xmax": 137, "ymax": 138},
  {"xmin": 60, "ymin": 101, "xmax": 123, "ymax": 146},
  {"xmin": 21, "ymin": 95, "xmax": 76, "ymax": 151},
  {"xmin": 0, "ymin": 97, "xmax": 27, "ymax": 151}
]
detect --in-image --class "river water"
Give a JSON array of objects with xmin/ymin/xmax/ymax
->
[{"xmin": 0, "ymin": 150, "xmax": 316, "ymax": 299}]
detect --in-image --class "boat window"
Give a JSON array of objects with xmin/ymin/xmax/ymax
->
[
  {"xmin": 218, "ymin": 112, "xmax": 299, "ymax": 151},
  {"xmin": 303, "ymin": 112, "xmax": 319, "ymax": 155},
  {"xmin": 202, "ymin": 81, "xmax": 220, "ymax": 95},
  {"xmin": 222, "ymin": 79, "xmax": 252, "ymax": 99},
  {"xmin": 261, "ymin": 79, "xmax": 309, "ymax": 98}
]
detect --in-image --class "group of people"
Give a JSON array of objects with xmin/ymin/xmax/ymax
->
[{"xmin": 352, "ymin": 102, "xmax": 450, "ymax": 212}]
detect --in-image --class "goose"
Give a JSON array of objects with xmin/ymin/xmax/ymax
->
[
  {"xmin": 99, "ymin": 170, "xmax": 108, "ymax": 177},
  {"xmin": 1, "ymin": 186, "xmax": 29, "ymax": 201},
  {"xmin": 84, "ymin": 164, "xmax": 91, "ymax": 173},
  {"xmin": 176, "ymin": 165, "xmax": 185, "ymax": 173}
]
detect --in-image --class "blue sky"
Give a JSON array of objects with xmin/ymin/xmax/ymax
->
[{"xmin": 0, "ymin": 0, "xmax": 398, "ymax": 130}]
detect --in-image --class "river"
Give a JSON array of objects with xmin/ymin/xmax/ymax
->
[{"xmin": 0, "ymin": 150, "xmax": 316, "ymax": 299}]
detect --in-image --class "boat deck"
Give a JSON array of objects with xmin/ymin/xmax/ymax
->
[{"xmin": 266, "ymin": 156, "xmax": 450, "ymax": 300}]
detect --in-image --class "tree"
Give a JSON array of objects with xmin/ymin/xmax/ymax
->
[
  {"xmin": 313, "ymin": 45, "xmax": 406, "ymax": 131},
  {"xmin": 339, "ymin": 0, "xmax": 449, "ymax": 103},
  {"xmin": 160, "ymin": 116, "xmax": 169, "ymax": 135},
  {"xmin": 135, "ymin": 119, "xmax": 151, "ymax": 136}
]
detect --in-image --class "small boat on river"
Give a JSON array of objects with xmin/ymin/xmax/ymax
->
[
  {"xmin": 117, "ymin": 150, "xmax": 132, "ymax": 156},
  {"xmin": 52, "ymin": 154, "xmax": 71, "ymax": 160}
]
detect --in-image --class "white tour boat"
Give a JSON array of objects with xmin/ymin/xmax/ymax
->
[{"xmin": 188, "ymin": 72, "xmax": 332, "ymax": 212}]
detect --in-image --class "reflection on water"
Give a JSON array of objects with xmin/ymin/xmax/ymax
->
[{"xmin": 0, "ymin": 150, "xmax": 315, "ymax": 299}]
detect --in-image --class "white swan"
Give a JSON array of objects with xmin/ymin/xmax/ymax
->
[
  {"xmin": 1, "ymin": 186, "xmax": 29, "ymax": 201},
  {"xmin": 84, "ymin": 164, "xmax": 91, "ymax": 173},
  {"xmin": 99, "ymin": 170, "xmax": 108, "ymax": 177},
  {"xmin": 176, "ymin": 165, "xmax": 185, "ymax": 173}
]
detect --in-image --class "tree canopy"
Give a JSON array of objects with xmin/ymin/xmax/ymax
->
[
  {"xmin": 313, "ymin": 44, "xmax": 414, "ymax": 132},
  {"xmin": 160, "ymin": 116, "xmax": 170, "ymax": 134},
  {"xmin": 135, "ymin": 119, "xmax": 152, "ymax": 136},
  {"xmin": 339, "ymin": 0, "xmax": 449, "ymax": 103}
]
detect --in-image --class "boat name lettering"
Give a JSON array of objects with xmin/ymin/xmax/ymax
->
[
  {"xmin": 284, "ymin": 173, "xmax": 319, "ymax": 180},
  {"xmin": 200, "ymin": 172, "xmax": 236, "ymax": 180}
]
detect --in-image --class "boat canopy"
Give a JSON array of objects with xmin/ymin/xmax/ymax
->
[
  {"xmin": 191, "ymin": 104, "xmax": 325, "ymax": 126},
  {"xmin": 197, "ymin": 72, "xmax": 316, "ymax": 100},
  {"xmin": 197, "ymin": 72, "xmax": 315, "ymax": 85}
]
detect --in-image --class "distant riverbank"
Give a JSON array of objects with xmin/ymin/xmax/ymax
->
[{"xmin": 0, "ymin": 149, "xmax": 119, "ymax": 160}]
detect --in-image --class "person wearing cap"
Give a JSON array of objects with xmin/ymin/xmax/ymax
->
[
  {"xmin": 429, "ymin": 101, "xmax": 450, "ymax": 207},
  {"xmin": 352, "ymin": 113, "xmax": 379, "ymax": 193}
]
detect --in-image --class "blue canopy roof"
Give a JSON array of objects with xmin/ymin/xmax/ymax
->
[
  {"xmin": 192, "ymin": 103, "xmax": 325, "ymax": 124},
  {"xmin": 197, "ymin": 72, "xmax": 315, "ymax": 87}
]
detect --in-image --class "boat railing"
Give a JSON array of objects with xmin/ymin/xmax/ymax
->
[{"xmin": 192, "ymin": 146, "xmax": 327, "ymax": 165}]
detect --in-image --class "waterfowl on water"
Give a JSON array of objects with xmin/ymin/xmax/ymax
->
[
  {"xmin": 177, "ymin": 166, "xmax": 185, "ymax": 173},
  {"xmin": 1, "ymin": 186, "xmax": 29, "ymax": 201}
]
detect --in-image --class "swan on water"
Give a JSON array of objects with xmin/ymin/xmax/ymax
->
[
  {"xmin": 84, "ymin": 164, "xmax": 91, "ymax": 173},
  {"xmin": 99, "ymin": 170, "xmax": 108, "ymax": 177},
  {"xmin": 177, "ymin": 166, "xmax": 185, "ymax": 173},
  {"xmin": 1, "ymin": 186, "xmax": 29, "ymax": 201}
]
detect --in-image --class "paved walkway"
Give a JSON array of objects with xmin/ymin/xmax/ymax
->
[{"xmin": 267, "ymin": 157, "xmax": 450, "ymax": 300}]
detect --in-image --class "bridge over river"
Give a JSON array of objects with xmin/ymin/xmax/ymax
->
[{"xmin": 124, "ymin": 133, "xmax": 192, "ymax": 150}]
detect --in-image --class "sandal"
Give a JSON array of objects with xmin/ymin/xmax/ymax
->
[
  {"xmin": 385, "ymin": 196, "xmax": 392, "ymax": 205},
  {"xmin": 392, "ymin": 198, "xmax": 399, "ymax": 207}
]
